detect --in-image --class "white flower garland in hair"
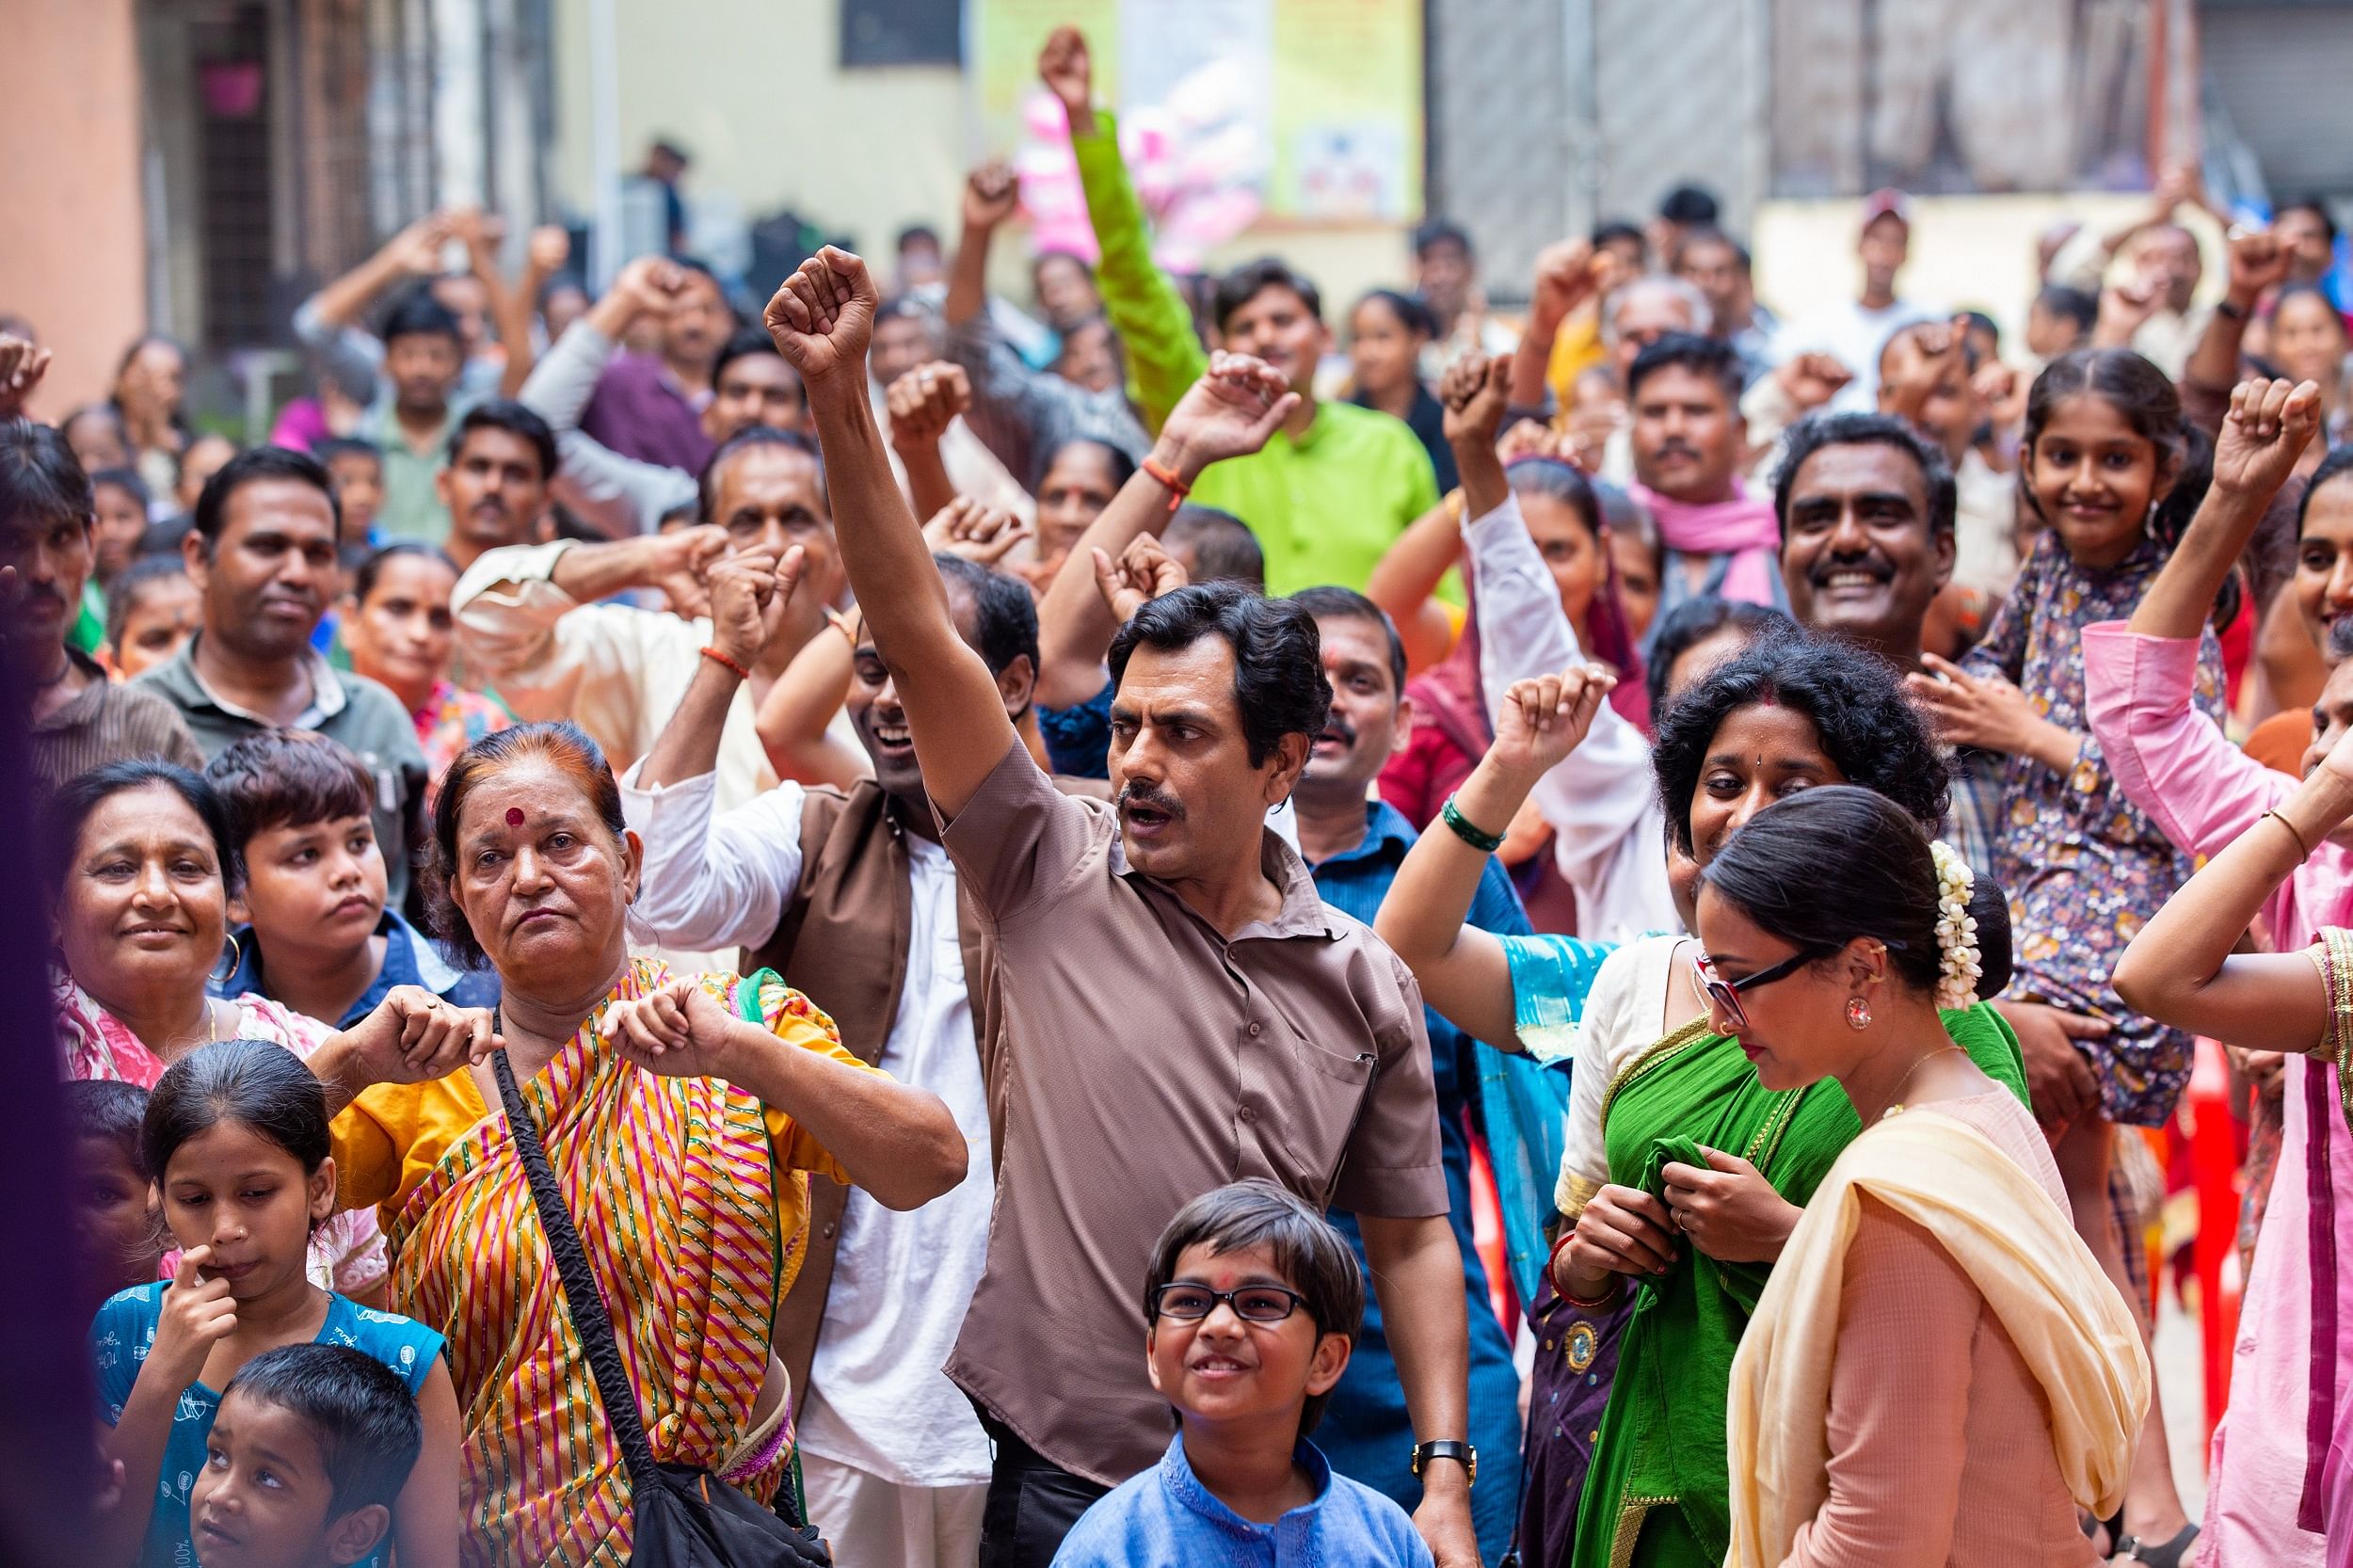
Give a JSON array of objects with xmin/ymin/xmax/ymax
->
[{"xmin": 1929, "ymin": 840, "xmax": 1983, "ymax": 1010}]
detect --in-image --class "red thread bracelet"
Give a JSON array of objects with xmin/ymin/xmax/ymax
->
[
  {"xmin": 1141, "ymin": 455, "xmax": 1192, "ymax": 513},
  {"xmin": 699, "ymin": 645, "xmax": 751, "ymax": 680}
]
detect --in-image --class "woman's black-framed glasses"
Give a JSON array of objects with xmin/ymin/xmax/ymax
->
[
  {"xmin": 1690, "ymin": 949, "xmax": 1815, "ymax": 1032},
  {"xmin": 1150, "ymin": 1283, "xmax": 1306, "ymax": 1324}
]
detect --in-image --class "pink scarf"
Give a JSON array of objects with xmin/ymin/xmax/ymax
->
[{"xmin": 1631, "ymin": 477, "xmax": 1785, "ymax": 607}]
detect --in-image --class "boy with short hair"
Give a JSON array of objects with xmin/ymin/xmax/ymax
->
[
  {"xmin": 205, "ymin": 728, "xmax": 497, "ymax": 1027},
  {"xmin": 317, "ymin": 439, "xmax": 387, "ymax": 552},
  {"xmin": 1051, "ymin": 1181, "xmax": 1433, "ymax": 1566},
  {"xmin": 189, "ymin": 1344, "xmax": 424, "ymax": 1568},
  {"xmin": 65, "ymin": 1079, "xmax": 162, "ymax": 1318}
]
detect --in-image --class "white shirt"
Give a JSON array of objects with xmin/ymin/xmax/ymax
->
[
  {"xmin": 1464, "ymin": 494, "xmax": 1680, "ymax": 943},
  {"xmin": 1773, "ymin": 296, "xmax": 1936, "ymax": 413},
  {"xmin": 619, "ymin": 769, "xmax": 996, "ymax": 1487}
]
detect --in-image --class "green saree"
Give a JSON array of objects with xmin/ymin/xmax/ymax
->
[{"xmin": 1567, "ymin": 1003, "xmax": 2026, "ymax": 1568}]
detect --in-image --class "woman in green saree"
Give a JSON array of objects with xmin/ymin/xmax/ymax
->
[{"xmin": 1381, "ymin": 634, "xmax": 2027, "ymax": 1567}]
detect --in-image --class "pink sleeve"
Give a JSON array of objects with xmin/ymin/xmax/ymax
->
[
  {"xmin": 1783, "ymin": 1199, "xmax": 1973, "ymax": 1568},
  {"xmin": 2082, "ymin": 622, "xmax": 2288, "ymax": 859}
]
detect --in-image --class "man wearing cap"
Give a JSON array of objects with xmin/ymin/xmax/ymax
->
[{"xmin": 1772, "ymin": 189, "xmax": 1934, "ymax": 413}]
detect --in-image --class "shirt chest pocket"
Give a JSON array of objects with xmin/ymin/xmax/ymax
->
[{"xmin": 1242, "ymin": 1014, "xmax": 1378, "ymax": 1205}]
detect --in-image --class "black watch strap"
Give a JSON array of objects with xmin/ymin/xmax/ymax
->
[{"xmin": 1410, "ymin": 1438, "xmax": 1477, "ymax": 1486}]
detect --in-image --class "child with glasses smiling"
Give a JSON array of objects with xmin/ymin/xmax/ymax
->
[{"xmin": 1050, "ymin": 1181, "xmax": 1433, "ymax": 1567}]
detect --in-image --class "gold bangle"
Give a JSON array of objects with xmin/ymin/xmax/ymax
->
[{"xmin": 2266, "ymin": 808, "xmax": 2314, "ymax": 860}]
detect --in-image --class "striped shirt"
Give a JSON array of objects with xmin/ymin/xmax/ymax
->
[{"xmin": 29, "ymin": 648, "xmax": 203, "ymax": 793}]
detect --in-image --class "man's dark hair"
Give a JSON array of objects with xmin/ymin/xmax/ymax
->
[
  {"xmin": 696, "ymin": 425, "xmax": 826, "ymax": 521},
  {"xmin": 2281, "ymin": 197, "xmax": 2339, "ymax": 246},
  {"xmin": 378, "ymin": 289, "xmax": 464, "ymax": 350},
  {"xmin": 89, "ymin": 466, "xmax": 151, "ymax": 510},
  {"xmin": 1591, "ymin": 218, "xmax": 1646, "ymax": 253},
  {"xmin": 1701, "ymin": 784, "xmax": 2013, "ymax": 1000},
  {"xmin": 193, "ymin": 445, "xmax": 339, "ymax": 545},
  {"xmin": 1625, "ymin": 330, "xmax": 1745, "ymax": 406},
  {"xmin": 1411, "ymin": 218, "xmax": 1472, "ymax": 260},
  {"xmin": 934, "ymin": 553, "xmax": 1039, "ymax": 683},
  {"xmin": 453, "ymin": 399, "xmax": 557, "ymax": 485},
  {"xmin": 712, "ymin": 327, "xmax": 799, "ymax": 392},
  {"xmin": 1657, "ymin": 184, "xmax": 1721, "ymax": 227},
  {"xmin": 204, "ymin": 729, "xmax": 376, "ymax": 853},
  {"xmin": 1773, "ymin": 410, "xmax": 1958, "ymax": 541},
  {"xmin": 1214, "ymin": 258, "xmax": 1323, "ymax": 332},
  {"xmin": 896, "ymin": 223, "xmax": 943, "ymax": 254},
  {"xmin": 1164, "ymin": 505, "xmax": 1264, "ymax": 590},
  {"xmin": 0, "ymin": 417, "xmax": 94, "ymax": 536},
  {"xmin": 2034, "ymin": 284, "xmax": 2099, "ymax": 341},
  {"xmin": 1353, "ymin": 288, "xmax": 1438, "ymax": 340},
  {"xmin": 219, "ymin": 1344, "xmax": 424, "ymax": 1517},
  {"xmin": 648, "ymin": 137, "xmax": 690, "ymax": 166},
  {"xmin": 1652, "ymin": 635, "xmax": 1950, "ymax": 856},
  {"xmin": 1289, "ymin": 584, "xmax": 1405, "ymax": 698},
  {"xmin": 1144, "ymin": 1180, "xmax": 1365, "ymax": 1436},
  {"xmin": 315, "ymin": 436, "xmax": 382, "ymax": 472},
  {"xmin": 1107, "ymin": 582, "xmax": 1330, "ymax": 768}
]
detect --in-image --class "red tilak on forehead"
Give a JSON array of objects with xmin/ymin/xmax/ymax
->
[{"xmin": 505, "ymin": 808, "xmax": 526, "ymax": 827}]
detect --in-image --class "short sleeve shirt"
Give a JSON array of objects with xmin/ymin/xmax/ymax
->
[
  {"xmin": 937, "ymin": 742, "xmax": 1445, "ymax": 1486},
  {"xmin": 90, "ymin": 1285, "xmax": 443, "ymax": 1568}
]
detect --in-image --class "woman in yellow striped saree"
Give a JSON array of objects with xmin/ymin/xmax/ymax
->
[{"xmin": 318, "ymin": 723, "xmax": 968, "ymax": 1566}]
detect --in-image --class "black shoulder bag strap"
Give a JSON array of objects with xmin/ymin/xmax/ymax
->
[{"xmin": 492, "ymin": 1047, "xmax": 671, "ymax": 1499}]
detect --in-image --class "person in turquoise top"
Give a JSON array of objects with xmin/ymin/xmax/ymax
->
[
  {"xmin": 1040, "ymin": 26, "xmax": 1440, "ymax": 596},
  {"xmin": 90, "ymin": 1039, "xmax": 459, "ymax": 1568}
]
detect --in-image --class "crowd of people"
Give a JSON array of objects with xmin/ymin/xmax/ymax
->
[{"xmin": 9, "ymin": 22, "xmax": 2353, "ymax": 1568}]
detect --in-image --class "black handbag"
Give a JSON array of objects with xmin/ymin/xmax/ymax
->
[{"xmin": 492, "ymin": 1048, "xmax": 831, "ymax": 1566}]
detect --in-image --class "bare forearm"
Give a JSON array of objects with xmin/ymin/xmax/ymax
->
[
  {"xmin": 638, "ymin": 658, "xmax": 741, "ymax": 790},
  {"xmin": 1373, "ymin": 799, "xmax": 1524, "ymax": 1050},
  {"xmin": 895, "ymin": 438, "xmax": 959, "ymax": 522},
  {"xmin": 549, "ymin": 536, "xmax": 665, "ymax": 602},
  {"xmin": 583, "ymin": 288, "xmax": 648, "ymax": 345},
  {"xmin": 1366, "ymin": 497, "xmax": 1464, "ymax": 636},
  {"xmin": 756, "ymin": 622, "xmax": 859, "ymax": 782},
  {"xmin": 1361, "ymin": 1212, "xmax": 1473, "ymax": 1478},
  {"xmin": 2185, "ymin": 302, "xmax": 2251, "ymax": 392},
  {"xmin": 1509, "ymin": 327, "xmax": 1556, "ymax": 409},
  {"xmin": 1036, "ymin": 443, "xmax": 1188, "ymax": 703},
  {"xmin": 718, "ymin": 1019, "xmax": 967, "ymax": 1209},
  {"xmin": 945, "ymin": 221, "xmax": 993, "ymax": 328},
  {"xmin": 312, "ymin": 248, "xmax": 417, "ymax": 329},
  {"xmin": 2129, "ymin": 489, "xmax": 2265, "ymax": 639},
  {"xmin": 2019, "ymin": 718, "xmax": 2086, "ymax": 776},
  {"xmin": 1450, "ymin": 433, "xmax": 1509, "ymax": 522}
]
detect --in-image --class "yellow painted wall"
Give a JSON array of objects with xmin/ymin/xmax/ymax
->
[{"xmin": 0, "ymin": 0, "xmax": 148, "ymax": 416}]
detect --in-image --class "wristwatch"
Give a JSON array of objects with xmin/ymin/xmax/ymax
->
[{"xmin": 1409, "ymin": 1439, "xmax": 1477, "ymax": 1486}]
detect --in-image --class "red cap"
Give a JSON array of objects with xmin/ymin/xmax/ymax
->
[{"xmin": 1863, "ymin": 187, "xmax": 1912, "ymax": 229}]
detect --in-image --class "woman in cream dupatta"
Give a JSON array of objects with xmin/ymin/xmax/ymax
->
[{"xmin": 1702, "ymin": 786, "xmax": 2146, "ymax": 1566}]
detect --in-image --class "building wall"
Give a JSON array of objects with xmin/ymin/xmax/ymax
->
[
  {"xmin": 550, "ymin": 0, "xmax": 969, "ymax": 264},
  {"xmin": 0, "ymin": 0, "xmax": 148, "ymax": 417}
]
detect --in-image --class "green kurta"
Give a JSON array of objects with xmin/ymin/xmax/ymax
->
[{"xmin": 1569, "ymin": 1003, "xmax": 2028, "ymax": 1568}]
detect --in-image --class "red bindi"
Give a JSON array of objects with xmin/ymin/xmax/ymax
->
[{"xmin": 505, "ymin": 808, "xmax": 526, "ymax": 827}]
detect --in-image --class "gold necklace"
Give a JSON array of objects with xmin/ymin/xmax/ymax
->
[{"xmin": 1884, "ymin": 1044, "xmax": 1964, "ymax": 1119}]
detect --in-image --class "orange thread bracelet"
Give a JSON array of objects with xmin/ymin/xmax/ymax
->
[
  {"xmin": 1141, "ymin": 455, "xmax": 1192, "ymax": 513},
  {"xmin": 699, "ymin": 645, "xmax": 751, "ymax": 680}
]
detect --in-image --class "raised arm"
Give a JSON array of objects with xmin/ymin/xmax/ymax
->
[
  {"xmin": 2131, "ymin": 376, "xmax": 2320, "ymax": 638},
  {"xmin": 754, "ymin": 606, "xmax": 870, "ymax": 790},
  {"xmin": 946, "ymin": 159, "xmax": 1018, "ymax": 330},
  {"xmin": 301, "ymin": 211, "xmax": 449, "ymax": 335},
  {"xmin": 2185, "ymin": 231, "xmax": 2291, "ymax": 399},
  {"xmin": 1032, "ymin": 352, "xmax": 1298, "ymax": 706},
  {"xmin": 1046, "ymin": 25, "xmax": 1209, "ymax": 429},
  {"xmin": 499, "ymin": 224, "xmax": 573, "ymax": 397},
  {"xmin": 1375, "ymin": 665, "xmax": 1612, "ymax": 1048},
  {"xmin": 1509, "ymin": 240, "xmax": 1616, "ymax": 410},
  {"xmin": 885, "ymin": 361, "xmax": 970, "ymax": 523},
  {"xmin": 766, "ymin": 248, "xmax": 1018, "ymax": 819},
  {"xmin": 448, "ymin": 209, "xmax": 533, "ymax": 396},
  {"xmin": 1365, "ymin": 495, "xmax": 1468, "ymax": 674},
  {"xmin": 2112, "ymin": 728, "xmax": 2353, "ymax": 1052}
]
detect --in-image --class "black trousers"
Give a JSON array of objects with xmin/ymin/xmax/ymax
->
[{"xmin": 976, "ymin": 1414, "xmax": 1112, "ymax": 1568}]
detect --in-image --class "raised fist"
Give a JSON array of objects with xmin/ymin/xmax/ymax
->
[
  {"xmin": 887, "ymin": 361, "xmax": 973, "ymax": 450},
  {"xmin": 762, "ymin": 247, "xmax": 880, "ymax": 387},
  {"xmin": 964, "ymin": 160, "xmax": 1021, "ymax": 232}
]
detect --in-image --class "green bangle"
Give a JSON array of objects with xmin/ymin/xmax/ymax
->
[{"xmin": 1440, "ymin": 795, "xmax": 1506, "ymax": 854}]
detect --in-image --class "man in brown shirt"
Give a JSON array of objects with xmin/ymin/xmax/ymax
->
[
  {"xmin": 770, "ymin": 248, "xmax": 1480, "ymax": 1568},
  {"xmin": 3, "ymin": 420, "xmax": 203, "ymax": 792}
]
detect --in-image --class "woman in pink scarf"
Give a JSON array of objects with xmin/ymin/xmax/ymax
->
[{"xmin": 2085, "ymin": 376, "xmax": 2348, "ymax": 1566}]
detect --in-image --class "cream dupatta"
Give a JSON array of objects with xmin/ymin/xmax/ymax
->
[{"xmin": 1723, "ymin": 1108, "xmax": 2150, "ymax": 1568}]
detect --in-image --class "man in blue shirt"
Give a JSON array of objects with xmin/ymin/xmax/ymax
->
[{"xmin": 1288, "ymin": 586, "xmax": 1528, "ymax": 1561}]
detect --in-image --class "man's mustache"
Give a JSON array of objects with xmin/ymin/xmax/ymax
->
[{"xmin": 1116, "ymin": 782, "xmax": 1186, "ymax": 821}]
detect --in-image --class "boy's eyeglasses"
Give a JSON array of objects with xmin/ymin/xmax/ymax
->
[
  {"xmin": 1150, "ymin": 1283, "xmax": 1307, "ymax": 1324},
  {"xmin": 1690, "ymin": 949, "xmax": 1816, "ymax": 1032}
]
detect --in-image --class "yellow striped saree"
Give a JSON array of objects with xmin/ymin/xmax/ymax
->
[{"xmin": 338, "ymin": 959, "xmax": 866, "ymax": 1567}]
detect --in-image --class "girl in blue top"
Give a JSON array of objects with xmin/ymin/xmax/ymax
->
[{"xmin": 90, "ymin": 1039, "xmax": 459, "ymax": 1568}]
